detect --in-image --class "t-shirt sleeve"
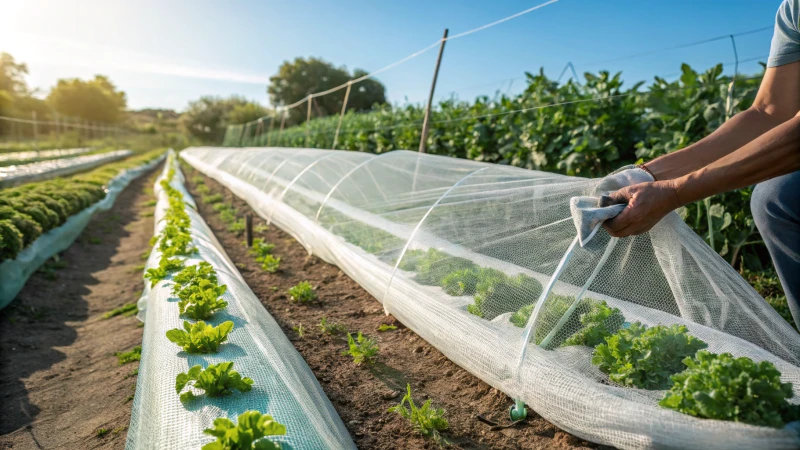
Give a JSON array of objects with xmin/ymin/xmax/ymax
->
[{"xmin": 768, "ymin": 0, "xmax": 800, "ymax": 67}]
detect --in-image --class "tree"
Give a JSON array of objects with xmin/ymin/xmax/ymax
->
[
  {"xmin": 267, "ymin": 57, "xmax": 386, "ymax": 125},
  {"xmin": 0, "ymin": 52, "xmax": 29, "ymax": 96},
  {"xmin": 47, "ymin": 75, "xmax": 127, "ymax": 123},
  {"xmin": 180, "ymin": 96, "xmax": 269, "ymax": 143}
]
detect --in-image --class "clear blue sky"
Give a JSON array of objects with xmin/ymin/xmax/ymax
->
[{"xmin": 1, "ymin": 0, "xmax": 782, "ymax": 111}]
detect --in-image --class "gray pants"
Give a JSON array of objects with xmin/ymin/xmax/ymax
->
[{"xmin": 752, "ymin": 171, "xmax": 800, "ymax": 330}]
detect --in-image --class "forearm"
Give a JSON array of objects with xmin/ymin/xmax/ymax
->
[
  {"xmin": 672, "ymin": 115, "xmax": 800, "ymax": 206},
  {"xmin": 646, "ymin": 107, "xmax": 788, "ymax": 181}
]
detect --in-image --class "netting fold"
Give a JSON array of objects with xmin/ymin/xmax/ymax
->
[
  {"xmin": 182, "ymin": 146, "xmax": 800, "ymax": 450},
  {"xmin": 127, "ymin": 154, "xmax": 355, "ymax": 450}
]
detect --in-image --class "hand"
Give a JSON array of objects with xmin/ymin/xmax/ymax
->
[{"xmin": 603, "ymin": 180, "xmax": 682, "ymax": 237}]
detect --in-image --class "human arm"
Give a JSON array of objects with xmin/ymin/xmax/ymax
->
[{"xmin": 603, "ymin": 112, "xmax": 800, "ymax": 237}]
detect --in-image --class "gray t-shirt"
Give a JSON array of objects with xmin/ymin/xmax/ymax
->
[{"xmin": 769, "ymin": 0, "xmax": 800, "ymax": 67}]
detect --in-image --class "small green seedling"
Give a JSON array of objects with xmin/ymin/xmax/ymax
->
[
  {"xmin": 115, "ymin": 346, "xmax": 142, "ymax": 365},
  {"xmin": 343, "ymin": 332, "xmax": 379, "ymax": 365},
  {"xmin": 254, "ymin": 224, "xmax": 269, "ymax": 233},
  {"xmin": 319, "ymin": 317, "xmax": 346, "ymax": 335},
  {"xmin": 143, "ymin": 257, "xmax": 185, "ymax": 287},
  {"xmin": 202, "ymin": 410, "xmax": 286, "ymax": 450},
  {"xmin": 227, "ymin": 219, "xmax": 245, "ymax": 233},
  {"xmin": 195, "ymin": 184, "xmax": 210, "ymax": 194},
  {"xmin": 191, "ymin": 176, "xmax": 205, "ymax": 185},
  {"xmin": 248, "ymin": 238, "xmax": 275, "ymax": 257},
  {"xmin": 166, "ymin": 320, "xmax": 234, "ymax": 353},
  {"xmin": 96, "ymin": 427, "xmax": 111, "ymax": 437},
  {"xmin": 203, "ymin": 194, "xmax": 223, "ymax": 204},
  {"xmin": 288, "ymin": 281, "xmax": 316, "ymax": 303},
  {"xmin": 178, "ymin": 280, "xmax": 228, "ymax": 320},
  {"xmin": 292, "ymin": 323, "xmax": 305, "ymax": 339},
  {"xmin": 388, "ymin": 384, "xmax": 449, "ymax": 443},
  {"xmin": 377, "ymin": 324, "xmax": 397, "ymax": 332},
  {"xmin": 175, "ymin": 361, "xmax": 253, "ymax": 403},
  {"xmin": 103, "ymin": 303, "xmax": 138, "ymax": 319},
  {"xmin": 259, "ymin": 254, "xmax": 281, "ymax": 273}
]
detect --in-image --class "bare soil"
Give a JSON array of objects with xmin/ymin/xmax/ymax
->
[
  {"xmin": 0, "ymin": 165, "xmax": 161, "ymax": 450},
  {"xmin": 183, "ymin": 165, "xmax": 611, "ymax": 450}
]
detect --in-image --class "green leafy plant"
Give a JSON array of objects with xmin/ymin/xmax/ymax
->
[
  {"xmin": 202, "ymin": 410, "xmax": 286, "ymax": 450},
  {"xmin": 592, "ymin": 323, "xmax": 708, "ymax": 389},
  {"xmin": 292, "ymin": 323, "xmax": 305, "ymax": 338},
  {"xmin": 254, "ymin": 224, "xmax": 269, "ymax": 233},
  {"xmin": 203, "ymin": 194, "xmax": 223, "ymax": 204},
  {"xmin": 468, "ymin": 272, "xmax": 541, "ymax": 320},
  {"xmin": 115, "ymin": 346, "xmax": 142, "ymax": 365},
  {"xmin": 227, "ymin": 219, "xmax": 246, "ymax": 233},
  {"xmin": 258, "ymin": 254, "xmax": 281, "ymax": 273},
  {"xmin": 287, "ymin": 281, "xmax": 316, "ymax": 303},
  {"xmin": 562, "ymin": 300, "xmax": 625, "ymax": 347},
  {"xmin": 166, "ymin": 320, "xmax": 234, "ymax": 353},
  {"xmin": 249, "ymin": 238, "xmax": 275, "ymax": 257},
  {"xmin": 195, "ymin": 184, "xmax": 210, "ymax": 194},
  {"xmin": 388, "ymin": 384, "xmax": 449, "ymax": 442},
  {"xmin": 659, "ymin": 350, "xmax": 800, "ymax": 427},
  {"xmin": 175, "ymin": 362, "xmax": 253, "ymax": 403},
  {"xmin": 178, "ymin": 279, "xmax": 229, "ymax": 320},
  {"xmin": 319, "ymin": 317, "xmax": 346, "ymax": 335},
  {"xmin": 103, "ymin": 302, "xmax": 137, "ymax": 319},
  {"xmin": 377, "ymin": 324, "xmax": 397, "ymax": 332},
  {"xmin": 143, "ymin": 257, "xmax": 185, "ymax": 287},
  {"xmin": 343, "ymin": 332, "xmax": 379, "ymax": 365}
]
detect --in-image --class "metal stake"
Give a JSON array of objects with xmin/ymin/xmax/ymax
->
[{"xmin": 418, "ymin": 28, "xmax": 448, "ymax": 153}]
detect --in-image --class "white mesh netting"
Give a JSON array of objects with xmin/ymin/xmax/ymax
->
[
  {"xmin": 181, "ymin": 146, "xmax": 800, "ymax": 450},
  {"xmin": 127, "ymin": 154, "xmax": 355, "ymax": 450},
  {"xmin": 0, "ymin": 149, "xmax": 132, "ymax": 188}
]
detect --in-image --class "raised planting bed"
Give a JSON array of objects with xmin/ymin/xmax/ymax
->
[
  {"xmin": 127, "ymin": 152, "xmax": 355, "ymax": 449},
  {"xmin": 0, "ymin": 149, "xmax": 166, "ymax": 307},
  {"xmin": 0, "ymin": 149, "xmax": 132, "ymax": 188}
]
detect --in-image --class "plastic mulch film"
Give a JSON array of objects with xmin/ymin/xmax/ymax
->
[
  {"xmin": 127, "ymin": 154, "xmax": 355, "ymax": 450},
  {"xmin": 0, "ymin": 153, "xmax": 165, "ymax": 309},
  {"xmin": 182, "ymin": 146, "xmax": 800, "ymax": 450},
  {"xmin": 0, "ymin": 149, "xmax": 132, "ymax": 188},
  {"xmin": 0, "ymin": 147, "xmax": 91, "ymax": 164}
]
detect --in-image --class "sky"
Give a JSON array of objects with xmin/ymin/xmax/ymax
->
[{"xmin": 0, "ymin": 0, "xmax": 783, "ymax": 112}]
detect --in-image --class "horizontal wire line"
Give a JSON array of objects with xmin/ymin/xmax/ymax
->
[
  {"xmin": 248, "ymin": 0, "xmax": 561, "ymax": 123},
  {"xmin": 585, "ymin": 25, "xmax": 772, "ymax": 67}
]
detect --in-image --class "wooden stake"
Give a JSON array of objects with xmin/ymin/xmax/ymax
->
[
  {"xmin": 245, "ymin": 214, "xmax": 254, "ymax": 247},
  {"xmin": 418, "ymin": 29, "xmax": 448, "ymax": 153}
]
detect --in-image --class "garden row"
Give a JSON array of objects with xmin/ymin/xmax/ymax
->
[
  {"xmin": 225, "ymin": 63, "xmax": 765, "ymax": 272},
  {"xmin": 0, "ymin": 148, "xmax": 164, "ymax": 262},
  {"xmin": 0, "ymin": 146, "xmax": 90, "ymax": 167},
  {"xmin": 127, "ymin": 153, "xmax": 355, "ymax": 449},
  {"xmin": 181, "ymin": 147, "xmax": 800, "ymax": 450}
]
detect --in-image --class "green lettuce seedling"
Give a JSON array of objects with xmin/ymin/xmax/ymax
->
[
  {"xmin": 202, "ymin": 410, "xmax": 286, "ymax": 450},
  {"xmin": 248, "ymin": 238, "xmax": 275, "ymax": 257},
  {"xmin": 176, "ymin": 362, "xmax": 253, "ymax": 403},
  {"xmin": 592, "ymin": 323, "xmax": 708, "ymax": 390},
  {"xmin": 562, "ymin": 300, "xmax": 625, "ymax": 347},
  {"xmin": 388, "ymin": 384, "xmax": 449, "ymax": 443},
  {"xmin": 288, "ymin": 281, "xmax": 316, "ymax": 303},
  {"xmin": 319, "ymin": 317, "xmax": 346, "ymax": 335},
  {"xmin": 166, "ymin": 320, "xmax": 234, "ymax": 353},
  {"xmin": 172, "ymin": 262, "xmax": 219, "ymax": 299},
  {"xmin": 258, "ymin": 254, "xmax": 281, "ymax": 273},
  {"xmin": 343, "ymin": 332, "xmax": 379, "ymax": 365},
  {"xmin": 178, "ymin": 280, "xmax": 228, "ymax": 320},
  {"xmin": 659, "ymin": 350, "xmax": 800, "ymax": 427},
  {"xmin": 144, "ymin": 257, "xmax": 185, "ymax": 287}
]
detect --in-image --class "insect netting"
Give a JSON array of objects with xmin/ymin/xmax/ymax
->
[{"xmin": 181, "ymin": 147, "xmax": 800, "ymax": 450}]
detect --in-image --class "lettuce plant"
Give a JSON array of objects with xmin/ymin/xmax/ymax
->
[
  {"xmin": 178, "ymin": 279, "xmax": 228, "ymax": 320},
  {"xmin": 343, "ymin": 332, "xmax": 379, "ymax": 365},
  {"xmin": 166, "ymin": 320, "xmax": 234, "ymax": 353},
  {"xmin": 202, "ymin": 410, "xmax": 286, "ymax": 450},
  {"xmin": 144, "ymin": 257, "xmax": 185, "ymax": 287},
  {"xmin": 176, "ymin": 362, "xmax": 253, "ymax": 403},
  {"xmin": 660, "ymin": 350, "xmax": 800, "ymax": 427},
  {"xmin": 388, "ymin": 384, "xmax": 448, "ymax": 443},
  {"xmin": 287, "ymin": 281, "xmax": 316, "ymax": 303},
  {"xmin": 592, "ymin": 323, "xmax": 708, "ymax": 389}
]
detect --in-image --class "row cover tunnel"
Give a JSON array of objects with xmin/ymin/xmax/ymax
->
[{"xmin": 182, "ymin": 146, "xmax": 800, "ymax": 449}]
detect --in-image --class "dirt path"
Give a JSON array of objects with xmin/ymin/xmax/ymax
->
[
  {"xmin": 183, "ymin": 166, "xmax": 610, "ymax": 450},
  {"xmin": 0, "ymin": 165, "xmax": 161, "ymax": 450}
]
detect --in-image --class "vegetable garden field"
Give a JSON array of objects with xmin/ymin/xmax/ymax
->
[{"xmin": 0, "ymin": 58, "xmax": 798, "ymax": 450}]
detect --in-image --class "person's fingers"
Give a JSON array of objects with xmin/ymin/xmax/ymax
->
[
  {"xmin": 604, "ymin": 205, "xmax": 634, "ymax": 232},
  {"xmin": 605, "ymin": 188, "xmax": 631, "ymax": 206}
]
